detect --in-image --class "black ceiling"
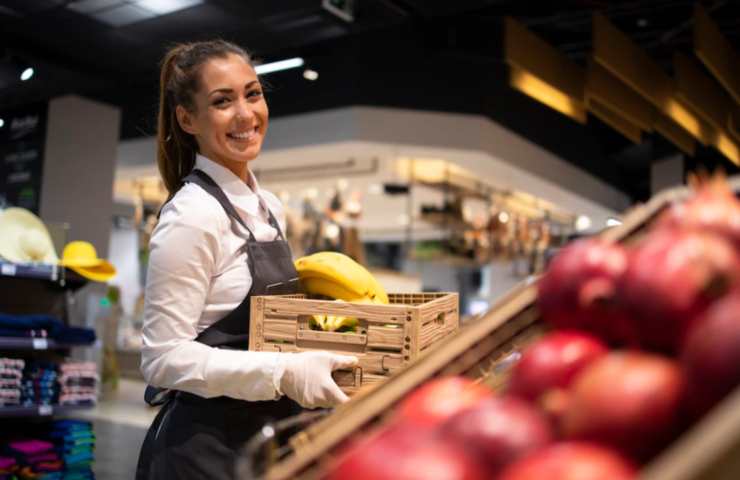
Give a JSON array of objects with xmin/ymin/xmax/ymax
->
[{"xmin": 1, "ymin": 0, "xmax": 740, "ymax": 202}]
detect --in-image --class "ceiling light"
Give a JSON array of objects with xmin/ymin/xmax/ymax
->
[
  {"xmin": 0, "ymin": 119, "xmax": 4, "ymax": 128},
  {"xmin": 135, "ymin": 0, "xmax": 202, "ymax": 15},
  {"xmin": 498, "ymin": 211, "xmax": 510, "ymax": 223},
  {"xmin": 254, "ymin": 58, "xmax": 304, "ymax": 75},
  {"xmin": 303, "ymin": 69, "xmax": 318, "ymax": 81},
  {"xmin": 606, "ymin": 217, "xmax": 622, "ymax": 227},
  {"xmin": 20, "ymin": 67, "xmax": 33, "ymax": 81},
  {"xmin": 575, "ymin": 215, "xmax": 592, "ymax": 232}
]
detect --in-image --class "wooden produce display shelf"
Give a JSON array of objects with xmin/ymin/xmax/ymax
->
[
  {"xmin": 250, "ymin": 292, "xmax": 459, "ymax": 395},
  {"xmin": 267, "ymin": 179, "xmax": 740, "ymax": 480}
]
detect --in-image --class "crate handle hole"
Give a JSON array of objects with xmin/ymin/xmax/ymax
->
[{"xmin": 435, "ymin": 312, "xmax": 446, "ymax": 325}]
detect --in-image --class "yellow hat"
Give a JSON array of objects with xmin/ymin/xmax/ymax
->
[
  {"xmin": 0, "ymin": 208, "xmax": 59, "ymax": 263},
  {"xmin": 60, "ymin": 241, "xmax": 116, "ymax": 282}
]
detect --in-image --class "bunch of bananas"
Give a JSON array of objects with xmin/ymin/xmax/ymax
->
[{"xmin": 295, "ymin": 252, "xmax": 389, "ymax": 332}]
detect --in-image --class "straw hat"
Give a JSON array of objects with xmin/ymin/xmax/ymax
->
[
  {"xmin": 60, "ymin": 241, "xmax": 116, "ymax": 282},
  {"xmin": 0, "ymin": 207, "xmax": 59, "ymax": 263}
]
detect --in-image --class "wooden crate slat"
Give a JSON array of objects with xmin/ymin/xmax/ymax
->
[{"xmin": 250, "ymin": 292, "xmax": 459, "ymax": 397}]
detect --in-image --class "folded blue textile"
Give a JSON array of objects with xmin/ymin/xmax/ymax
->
[{"xmin": 0, "ymin": 314, "xmax": 95, "ymax": 344}]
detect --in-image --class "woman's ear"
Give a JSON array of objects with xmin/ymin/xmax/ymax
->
[{"xmin": 175, "ymin": 105, "xmax": 198, "ymax": 135}]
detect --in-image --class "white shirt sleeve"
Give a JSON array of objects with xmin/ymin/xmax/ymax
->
[{"xmin": 140, "ymin": 190, "xmax": 285, "ymax": 401}]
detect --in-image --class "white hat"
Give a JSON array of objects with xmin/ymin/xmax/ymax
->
[{"xmin": 0, "ymin": 208, "xmax": 59, "ymax": 263}]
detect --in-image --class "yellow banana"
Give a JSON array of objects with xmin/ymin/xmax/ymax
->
[{"xmin": 295, "ymin": 252, "xmax": 389, "ymax": 304}]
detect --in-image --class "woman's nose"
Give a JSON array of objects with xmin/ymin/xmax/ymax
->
[{"xmin": 235, "ymin": 99, "xmax": 255, "ymax": 121}]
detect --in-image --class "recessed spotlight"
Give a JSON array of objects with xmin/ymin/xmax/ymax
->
[
  {"xmin": 20, "ymin": 67, "xmax": 34, "ymax": 81},
  {"xmin": 575, "ymin": 215, "xmax": 592, "ymax": 232},
  {"xmin": 606, "ymin": 217, "xmax": 622, "ymax": 227},
  {"xmin": 0, "ymin": 118, "xmax": 4, "ymax": 128},
  {"xmin": 637, "ymin": 18, "xmax": 648, "ymax": 28},
  {"xmin": 303, "ymin": 69, "xmax": 318, "ymax": 81}
]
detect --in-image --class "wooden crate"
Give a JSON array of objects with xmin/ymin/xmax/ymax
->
[
  {"xmin": 266, "ymin": 178, "xmax": 740, "ymax": 480},
  {"xmin": 249, "ymin": 292, "xmax": 459, "ymax": 395}
]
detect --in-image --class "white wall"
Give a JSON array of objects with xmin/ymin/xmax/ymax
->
[{"xmin": 40, "ymin": 95, "xmax": 120, "ymax": 257}]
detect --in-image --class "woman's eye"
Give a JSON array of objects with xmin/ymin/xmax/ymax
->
[
  {"xmin": 247, "ymin": 90, "xmax": 263, "ymax": 99},
  {"xmin": 213, "ymin": 97, "xmax": 230, "ymax": 106}
]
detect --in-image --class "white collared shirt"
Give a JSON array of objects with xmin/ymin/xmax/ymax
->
[{"xmin": 140, "ymin": 154, "xmax": 287, "ymax": 401}]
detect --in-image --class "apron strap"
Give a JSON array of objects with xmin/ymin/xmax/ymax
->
[{"xmin": 184, "ymin": 169, "xmax": 256, "ymax": 240}]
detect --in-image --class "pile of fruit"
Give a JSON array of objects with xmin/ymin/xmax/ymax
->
[
  {"xmin": 294, "ymin": 251, "xmax": 389, "ymax": 332},
  {"xmin": 325, "ymin": 175, "xmax": 740, "ymax": 480}
]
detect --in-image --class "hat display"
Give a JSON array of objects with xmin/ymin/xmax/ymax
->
[
  {"xmin": 59, "ymin": 241, "xmax": 116, "ymax": 282},
  {"xmin": 0, "ymin": 208, "xmax": 59, "ymax": 264}
]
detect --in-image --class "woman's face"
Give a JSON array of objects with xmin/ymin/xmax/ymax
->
[{"xmin": 177, "ymin": 53, "xmax": 268, "ymax": 177}]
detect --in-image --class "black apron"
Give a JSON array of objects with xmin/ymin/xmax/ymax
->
[{"xmin": 136, "ymin": 170, "xmax": 302, "ymax": 480}]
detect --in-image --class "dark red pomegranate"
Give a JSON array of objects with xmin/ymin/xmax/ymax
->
[
  {"xmin": 438, "ymin": 395, "xmax": 553, "ymax": 474},
  {"xmin": 655, "ymin": 173, "xmax": 740, "ymax": 250},
  {"xmin": 620, "ymin": 229, "xmax": 740, "ymax": 352},
  {"xmin": 395, "ymin": 376, "xmax": 492, "ymax": 427},
  {"xmin": 498, "ymin": 442, "xmax": 637, "ymax": 480},
  {"xmin": 327, "ymin": 421, "xmax": 431, "ymax": 480},
  {"xmin": 537, "ymin": 239, "xmax": 634, "ymax": 345},
  {"xmin": 508, "ymin": 331, "xmax": 608, "ymax": 406},
  {"xmin": 681, "ymin": 290, "xmax": 740, "ymax": 416},
  {"xmin": 562, "ymin": 351, "xmax": 685, "ymax": 460}
]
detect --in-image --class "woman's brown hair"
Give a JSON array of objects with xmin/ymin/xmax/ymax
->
[{"xmin": 157, "ymin": 40, "xmax": 252, "ymax": 198}]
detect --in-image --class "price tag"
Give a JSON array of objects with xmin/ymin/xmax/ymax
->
[
  {"xmin": 38, "ymin": 405, "xmax": 53, "ymax": 416},
  {"xmin": 1, "ymin": 264, "xmax": 16, "ymax": 276},
  {"xmin": 32, "ymin": 338, "xmax": 48, "ymax": 350}
]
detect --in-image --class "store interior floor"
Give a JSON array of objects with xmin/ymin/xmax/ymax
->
[{"xmin": 76, "ymin": 378, "xmax": 158, "ymax": 479}]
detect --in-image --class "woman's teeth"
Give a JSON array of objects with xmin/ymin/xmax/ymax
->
[{"xmin": 228, "ymin": 129, "xmax": 257, "ymax": 140}]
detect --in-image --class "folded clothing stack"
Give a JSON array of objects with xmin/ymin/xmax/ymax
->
[
  {"xmin": 0, "ymin": 456, "xmax": 17, "ymax": 480},
  {"xmin": 48, "ymin": 420, "xmax": 95, "ymax": 480},
  {"xmin": 6, "ymin": 439, "xmax": 63, "ymax": 479},
  {"xmin": 21, "ymin": 362, "xmax": 58, "ymax": 407},
  {"xmin": 0, "ymin": 314, "xmax": 96, "ymax": 345},
  {"xmin": 0, "ymin": 358, "xmax": 24, "ymax": 407},
  {"xmin": 57, "ymin": 364, "xmax": 97, "ymax": 407}
]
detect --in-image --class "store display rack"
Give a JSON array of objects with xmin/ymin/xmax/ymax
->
[
  {"xmin": 0, "ymin": 337, "xmax": 95, "ymax": 351},
  {"xmin": 0, "ymin": 404, "xmax": 92, "ymax": 419},
  {"xmin": 0, "ymin": 260, "xmax": 87, "ymax": 289},
  {"xmin": 0, "ymin": 259, "xmax": 95, "ymax": 420}
]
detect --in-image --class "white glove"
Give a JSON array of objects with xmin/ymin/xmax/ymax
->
[{"xmin": 275, "ymin": 351, "xmax": 358, "ymax": 409}]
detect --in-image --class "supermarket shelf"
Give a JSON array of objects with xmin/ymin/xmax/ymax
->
[
  {"xmin": 0, "ymin": 403, "xmax": 94, "ymax": 419},
  {"xmin": 0, "ymin": 261, "xmax": 87, "ymax": 288},
  {"xmin": 0, "ymin": 337, "xmax": 96, "ymax": 351}
]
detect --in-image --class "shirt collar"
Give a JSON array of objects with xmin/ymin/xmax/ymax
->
[{"xmin": 194, "ymin": 154, "xmax": 264, "ymax": 217}]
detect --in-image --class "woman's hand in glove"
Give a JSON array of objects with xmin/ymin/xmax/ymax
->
[{"xmin": 276, "ymin": 351, "xmax": 358, "ymax": 409}]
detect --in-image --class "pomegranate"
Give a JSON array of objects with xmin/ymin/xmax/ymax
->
[
  {"xmin": 508, "ymin": 331, "xmax": 608, "ymax": 406},
  {"xmin": 620, "ymin": 229, "xmax": 740, "ymax": 352},
  {"xmin": 327, "ymin": 422, "xmax": 431, "ymax": 480},
  {"xmin": 681, "ymin": 291, "xmax": 740, "ymax": 416},
  {"xmin": 537, "ymin": 239, "xmax": 634, "ymax": 345},
  {"xmin": 498, "ymin": 442, "xmax": 637, "ymax": 480},
  {"xmin": 438, "ymin": 395, "xmax": 553, "ymax": 474},
  {"xmin": 395, "ymin": 376, "xmax": 492, "ymax": 427},
  {"xmin": 562, "ymin": 351, "xmax": 685, "ymax": 460},
  {"xmin": 655, "ymin": 173, "xmax": 740, "ymax": 249}
]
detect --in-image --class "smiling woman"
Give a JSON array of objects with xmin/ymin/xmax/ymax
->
[{"xmin": 135, "ymin": 40, "xmax": 357, "ymax": 480}]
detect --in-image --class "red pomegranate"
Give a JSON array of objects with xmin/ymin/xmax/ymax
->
[
  {"xmin": 537, "ymin": 239, "xmax": 634, "ymax": 345},
  {"xmin": 438, "ymin": 395, "xmax": 553, "ymax": 474},
  {"xmin": 508, "ymin": 331, "xmax": 608, "ymax": 407},
  {"xmin": 327, "ymin": 421, "xmax": 431, "ymax": 480},
  {"xmin": 498, "ymin": 442, "xmax": 637, "ymax": 480},
  {"xmin": 562, "ymin": 351, "xmax": 685, "ymax": 460},
  {"xmin": 620, "ymin": 229, "xmax": 740, "ymax": 352},
  {"xmin": 655, "ymin": 173, "xmax": 740, "ymax": 250},
  {"xmin": 681, "ymin": 290, "xmax": 740, "ymax": 416},
  {"xmin": 395, "ymin": 376, "xmax": 492, "ymax": 427}
]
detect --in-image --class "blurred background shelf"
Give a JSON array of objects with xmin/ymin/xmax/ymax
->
[
  {"xmin": 0, "ymin": 403, "xmax": 95, "ymax": 419},
  {"xmin": 0, "ymin": 337, "xmax": 96, "ymax": 351}
]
